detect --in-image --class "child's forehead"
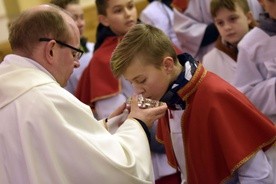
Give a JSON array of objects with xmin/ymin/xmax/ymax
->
[
  {"xmin": 214, "ymin": 4, "xmax": 244, "ymax": 17},
  {"xmin": 106, "ymin": 0, "xmax": 134, "ymax": 7}
]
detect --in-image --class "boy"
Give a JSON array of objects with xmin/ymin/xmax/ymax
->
[
  {"xmin": 50, "ymin": 0, "xmax": 95, "ymax": 94},
  {"xmin": 202, "ymin": 0, "xmax": 256, "ymax": 84},
  {"xmin": 111, "ymin": 24, "xmax": 276, "ymax": 184},
  {"xmin": 75, "ymin": 0, "xmax": 136, "ymax": 119},
  {"xmin": 233, "ymin": 0, "xmax": 276, "ymax": 182},
  {"xmin": 173, "ymin": 0, "xmax": 262, "ymax": 60}
]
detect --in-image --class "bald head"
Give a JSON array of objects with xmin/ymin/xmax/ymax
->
[{"xmin": 9, "ymin": 4, "xmax": 79, "ymax": 54}]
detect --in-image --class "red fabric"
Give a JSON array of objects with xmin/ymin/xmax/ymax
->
[
  {"xmin": 157, "ymin": 64, "xmax": 276, "ymax": 183},
  {"xmin": 174, "ymin": 44, "xmax": 183, "ymax": 55},
  {"xmin": 172, "ymin": 0, "xmax": 189, "ymax": 12},
  {"xmin": 75, "ymin": 36, "xmax": 121, "ymax": 105},
  {"xmin": 75, "ymin": 65, "xmax": 91, "ymax": 105},
  {"xmin": 157, "ymin": 112, "xmax": 178, "ymax": 168},
  {"xmin": 155, "ymin": 171, "xmax": 181, "ymax": 184}
]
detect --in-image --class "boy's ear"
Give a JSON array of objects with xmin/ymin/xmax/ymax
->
[
  {"xmin": 246, "ymin": 11, "xmax": 254, "ymax": 25},
  {"xmin": 98, "ymin": 15, "xmax": 110, "ymax": 27},
  {"xmin": 162, "ymin": 57, "xmax": 175, "ymax": 74}
]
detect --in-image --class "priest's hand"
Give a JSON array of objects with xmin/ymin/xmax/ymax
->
[{"xmin": 127, "ymin": 95, "xmax": 168, "ymax": 128}]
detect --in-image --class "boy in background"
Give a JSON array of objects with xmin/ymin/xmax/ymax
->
[
  {"xmin": 111, "ymin": 23, "xmax": 276, "ymax": 184},
  {"xmin": 75, "ymin": 0, "xmax": 135, "ymax": 119},
  {"xmin": 202, "ymin": 0, "xmax": 256, "ymax": 84},
  {"xmin": 50, "ymin": 0, "xmax": 95, "ymax": 94},
  {"xmin": 173, "ymin": 0, "xmax": 262, "ymax": 60}
]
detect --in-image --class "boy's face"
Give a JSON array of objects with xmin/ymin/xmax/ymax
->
[
  {"xmin": 214, "ymin": 3, "xmax": 253, "ymax": 45},
  {"xmin": 65, "ymin": 4, "xmax": 85, "ymax": 36},
  {"xmin": 99, "ymin": 0, "xmax": 137, "ymax": 36},
  {"xmin": 123, "ymin": 57, "xmax": 173, "ymax": 101},
  {"xmin": 259, "ymin": 0, "xmax": 276, "ymax": 19}
]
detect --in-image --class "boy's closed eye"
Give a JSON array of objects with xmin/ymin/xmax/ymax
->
[
  {"xmin": 131, "ymin": 76, "xmax": 147, "ymax": 85},
  {"xmin": 136, "ymin": 78, "xmax": 146, "ymax": 84}
]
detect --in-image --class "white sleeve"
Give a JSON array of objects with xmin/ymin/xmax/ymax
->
[
  {"xmin": 95, "ymin": 93, "xmax": 128, "ymax": 119},
  {"xmin": 173, "ymin": 0, "xmax": 212, "ymax": 56},
  {"xmin": 95, "ymin": 77, "xmax": 133, "ymax": 120},
  {"xmin": 139, "ymin": 7, "xmax": 155, "ymax": 25},
  {"xmin": 237, "ymin": 150, "xmax": 273, "ymax": 183},
  {"xmin": 234, "ymin": 30, "xmax": 276, "ymax": 122}
]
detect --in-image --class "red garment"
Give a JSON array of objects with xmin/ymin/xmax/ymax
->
[
  {"xmin": 157, "ymin": 64, "xmax": 276, "ymax": 183},
  {"xmin": 172, "ymin": 0, "xmax": 189, "ymax": 12},
  {"xmin": 75, "ymin": 36, "xmax": 121, "ymax": 105},
  {"xmin": 215, "ymin": 36, "xmax": 238, "ymax": 61}
]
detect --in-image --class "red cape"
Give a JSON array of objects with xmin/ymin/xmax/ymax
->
[
  {"xmin": 75, "ymin": 36, "xmax": 121, "ymax": 105},
  {"xmin": 157, "ymin": 64, "xmax": 276, "ymax": 183}
]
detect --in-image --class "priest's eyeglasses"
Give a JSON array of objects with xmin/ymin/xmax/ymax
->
[{"xmin": 39, "ymin": 38, "xmax": 84, "ymax": 60}]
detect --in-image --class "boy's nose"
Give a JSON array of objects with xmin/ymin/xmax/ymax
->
[
  {"xmin": 224, "ymin": 23, "xmax": 232, "ymax": 30},
  {"xmin": 124, "ymin": 8, "xmax": 131, "ymax": 16}
]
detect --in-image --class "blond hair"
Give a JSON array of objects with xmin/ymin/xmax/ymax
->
[
  {"xmin": 111, "ymin": 24, "xmax": 177, "ymax": 77},
  {"xmin": 9, "ymin": 5, "xmax": 71, "ymax": 54}
]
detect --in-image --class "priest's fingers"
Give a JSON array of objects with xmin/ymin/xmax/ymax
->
[
  {"xmin": 108, "ymin": 102, "xmax": 127, "ymax": 119},
  {"xmin": 128, "ymin": 102, "xmax": 167, "ymax": 128}
]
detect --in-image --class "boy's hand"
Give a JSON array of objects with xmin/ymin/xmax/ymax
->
[{"xmin": 127, "ymin": 95, "xmax": 168, "ymax": 128}]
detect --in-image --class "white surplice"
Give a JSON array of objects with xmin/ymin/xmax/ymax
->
[
  {"xmin": 234, "ymin": 27, "xmax": 276, "ymax": 184},
  {"xmin": 202, "ymin": 47, "xmax": 237, "ymax": 85},
  {"xmin": 0, "ymin": 54, "xmax": 154, "ymax": 184}
]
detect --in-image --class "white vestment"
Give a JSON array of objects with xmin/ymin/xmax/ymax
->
[
  {"xmin": 139, "ymin": 1, "xmax": 182, "ymax": 50},
  {"xmin": 233, "ymin": 27, "xmax": 276, "ymax": 183},
  {"xmin": 0, "ymin": 54, "xmax": 154, "ymax": 184},
  {"xmin": 173, "ymin": 0, "xmax": 214, "ymax": 60},
  {"xmin": 234, "ymin": 28, "xmax": 276, "ymax": 122},
  {"xmin": 202, "ymin": 48, "xmax": 237, "ymax": 85}
]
